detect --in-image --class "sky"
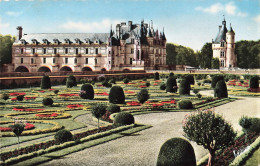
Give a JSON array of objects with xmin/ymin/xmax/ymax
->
[{"xmin": 0, "ymin": 0, "xmax": 259, "ymax": 51}]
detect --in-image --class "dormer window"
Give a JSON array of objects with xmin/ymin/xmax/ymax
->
[
  {"xmin": 221, "ymin": 42, "xmax": 224, "ymax": 47},
  {"xmin": 43, "ymin": 39, "xmax": 48, "ymax": 44},
  {"xmin": 21, "ymin": 39, "xmax": 26, "ymax": 45},
  {"xmin": 75, "ymin": 38, "xmax": 81, "ymax": 44},
  {"xmin": 64, "ymin": 38, "xmax": 70, "ymax": 44},
  {"xmin": 85, "ymin": 38, "xmax": 90, "ymax": 44},
  {"xmin": 32, "ymin": 39, "xmax": 37, "ymax": 45},
  {"xmin": 53, "ymin": 39, "xmax": 59, "ymax": 44},
  {"xmin": 95, "ymin": 40, "xmax": 99, "ymax": 44}
]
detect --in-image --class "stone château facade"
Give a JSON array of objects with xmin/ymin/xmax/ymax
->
[
  {"xmin": 12, "ymin": 20, "xmax": 167, "ymax": 72},
  {"xmin": 212, "ymin": 18, "xmax": 236, "ymax": 68}
]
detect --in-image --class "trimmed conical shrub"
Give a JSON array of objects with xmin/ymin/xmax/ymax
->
[
  {"xmin": 66, "ymin": 75, "xmax": 77, "ymax": 88},
  {"xmin": 211, "ymin": 75, "xmax": 224, "ymax": 88},
  {"xmin": 107, "ymin": 104, "xmax": 121, "ymax": 113},
  {"xmin": 166, "ymin": 76, "xmax": 177, "ymax": 93},
  {"xmin": 179, "ymin": 78, "xmax": 190, "ymax": 95},
  {"xmin": 80, "ymin": 84, "xmax": 94, "ymax": 99},
  {"xmin": 137, "ymin": 89, "xmax": 150, "ymax": 104},
  {"xmin": 157, "ymin": 137, "xmax": 196, "ymax": 166},
  {"xmin": 249, "ymin": 76, "xmax": 259, "ymax": 89},
  {"xmin": 214, "ymin": 80, "xmax": 228, "ymax": 98},
  {"xmin": 109, "ymin": 86, "xmax": 125, "ymax": 104},
  {"xmin": 40, "ymin": 76, "xmax": 51, "ymax": 89},
  {"xmin": 154, "ymin": 72, "xmax": 160, "ymax": 80},
  {"xmin": 185, "ymin": 74, "xmax": 195, "ymax": 85}
]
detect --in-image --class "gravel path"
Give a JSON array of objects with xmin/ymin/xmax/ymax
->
[{"xmin": 41, "ymin": 91, "xmax": 260, "ymax": 166}]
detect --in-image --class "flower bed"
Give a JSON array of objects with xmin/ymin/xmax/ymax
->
[
  {"xmin": 24, "ymin": 97, "xmax": 36, "ymax": 100},
  {"xmin": 139, "ymin": 85, "xmax": 147, "ymax": 88},
  {"xmin": 247, "ymin": 88, "xmax": 260, "ymax": 93},
  {"xmin": 59, "ymin": 94, "xmax": 79, "ymax": 97},
  {"xmin": 66, "ymin": 104, "xmax": 84, "ymax": 109},
  {"xmin": 39, "ymin": 90, "xmax": 45, "ymax": 93},
  {"xmin": 0, "ymin": 125, "xmax": 113, "ymax": 161},
  {"xmin": 0, "ymin": 123, "xmax": 35, "ymax": 132},
  {"xmin": 160, "ymin": 100, "xmax": 176, "ymax": 104},
  {"xmin": 95, "ymin": 92, "xmax": 109, "ymax": 96},
  {"xmin": 9, "ymin": 92, "xmax": 26, "ymax": 96},
  {"xmin": 127, "ymin": 101, "xmax": 141, "ymax": 106},
  {"xmin": 35, "ymin": 113, "xmax": 59, "ymax": 117},
  {"xmin": 13, "ymin": 107, "xmax": 44, "ymax": 112}
]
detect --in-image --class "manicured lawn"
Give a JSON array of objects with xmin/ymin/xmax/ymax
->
[{"xmin": 243, "ymin": 147, "xmax": 260, "ymax": 166}]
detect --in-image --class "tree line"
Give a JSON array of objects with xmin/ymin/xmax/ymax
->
[{"xmin": 166, "ymin": 40, "xmax": 260, "ymax": 69}]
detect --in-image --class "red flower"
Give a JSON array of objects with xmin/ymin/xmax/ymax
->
[
  {"xmin": 59, "ymin": 94, "xmax": 79, "ymax": 97},
  {"xmin": 127, "ymin": 101, "xmax": 141, "ymax": 106},
  {"xmin": 39, "ymin": 90, "xmax": 45, "ymax": 93},
  {"xmin": 139, "ymin": 85, "xmax": 147, "ymax": 88},
  {"xmin": 125, "ymin": 91, "xmax": 135, "ymax": 94},
  {"xmin": 24, "ymin": 97, "xmax": 36, "ymax": 100},
  {"xmin": 49, "ymin": 89, "xmax": 55, "ymax": 91},
  {"xmin": 152, "ymin": 103, "xmax": 163, "ymax": 107},
  {"xmin": 67, "ymin": 104, "xmax": 84, "ymax": 109},
  {"xmin": 10, "ymin": 92, "xmax": 26, "ymax": 96},
  {"xmin": 95, "ymin": 92, "xmax": 109, "ymax": 96},
  {"xmin": 36, "ymin": 113, "xmax": 59, "ymax": 117},
  {"xmin": 11, "ymin": 97, "xmax": 17, "ymax": 101}
]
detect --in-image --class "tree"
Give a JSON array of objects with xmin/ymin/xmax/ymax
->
[
  {"xmin": 179, "ymin": 78, "xmax": 190, "ymax": 95},
  {"xmin": 66, "ymin": 75, "xmax": 77, "ymax": 88},
  {"xmin": 137, "ymin": 89, "xmax": 150, "ymax": 104},
  {"xmin": 214, "ymin": 80, "xmax": 228, "ymax": 98},
  {"xmin": 154, "ymin": 72, "xmax": 160, "ymax": 80},
  {"xmin": 211, "ymin": 58, "xmax": 220, "ymax": 69},
  {"xmin": 40, "ymin": 76, "xmax": 51, "ymax": 89},
  {"xmin": 183, "ymin": 110, "xmax": 236, "ymax": 166},
  {"xmin": 91, "ymin": 104, "xmax": 107, "ymax": 131},
  {"xmin": 80, "ymin": 84, "xmax": 94, "ymax": 99},
  {"xmin": 211, "ymin": 75, "xmax": 224, "ymax": 88},
  {"xmin": 0, "ymin": 35, "xmax": 16, "ymax": 71},
  {"xmin": 166, "ymin": 76, "xmax": 177, "ymax": 93},
  {"xmin": 166, "ymin": 43, "xmax": 177, "ymax": 69},
  {"xmin": 199, "ymin": 42, "xmax": 213, "ymax": 69},
  {"xmin": 10, "ymin": 123, "xmax": 25, "ymax": 147}
]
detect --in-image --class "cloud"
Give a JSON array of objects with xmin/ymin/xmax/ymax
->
[
  {"xmin": 254, "ymin": 14, "xmax": 260, "ymax": 23},
  {"xmin": 195, "ymin": 2, "xmax": 247, "ymax": 17},
  {"xmin": 60, "ymin": 19, "xmax": 121, "ymax": 32},
  {"xmin": 6, "ymin": 11, "xmax": 22, "ymax": 16}
]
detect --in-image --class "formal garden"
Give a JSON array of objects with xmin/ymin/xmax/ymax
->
[{"xmin": 0, "ymin": 72, "xmax": 259, "ymax": 166}]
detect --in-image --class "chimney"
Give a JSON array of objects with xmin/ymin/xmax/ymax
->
[
  {"xmin": 219, "ymin": 26, "xmax": 222, "ymax": 32},
  {"xmin": 128, "ymin": 21, "xmax": 132, "ymax": 31},
  {"xmin": 116, "ymin": 24, "xmax": 121, "ymax": 38},
  {"xmin": 16, "ymin": 26, "xmax": 23, "ymax": 40},
  {"xmin": 121, "ymin": 22, "xmax": 126, "ymax": 26}
]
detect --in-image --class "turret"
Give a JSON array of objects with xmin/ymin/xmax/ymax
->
[{"xmin": 226, "ymin": 23, "xmax": 236, "ymax": 67}]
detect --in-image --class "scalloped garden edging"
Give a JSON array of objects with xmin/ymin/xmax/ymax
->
[{"xmin": 4, "ymin": 112, "xmax": 71, "ymax": 120}]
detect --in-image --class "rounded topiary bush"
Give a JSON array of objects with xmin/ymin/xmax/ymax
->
[
  {"xmin": 185, "ymin": 75, "xmax": 195, "ymax": 85},
  {"xmin": 169, "ymin": 72, "xmax": 174, "ymax": 77},
  {"xmin": 54, "ymin": 129, "xmax": 73, "ymax": 143},
  {"xmin": 109, "ymin": 79, "xmax": 116, "ymax": 84},
  {"xmin": 137, "ymin": 89, "xmax": 150, "ymax": 104},
  {"xmin": 109, "ymin": 86, "xmax": 125, "ymax": 104},
  {"xmin": 42, "ymin": 98, "xmax": 53, "ymax": 106},
  {"xmin": 249, "ymin": 76, "xmax": 259, "ymax": 89},
  {"xmin": 107, "ymin": 104, "xmax": 121, "ymax": 114},
  {"xmin": 123, "ymin": 78, "xmax": 130, "ymax": 84},
  {"xmin": 1, "ymin": 93, "xmax": 9, "ymax": 100},
  {"xmin": 98, "ymin": 76, "xmax": 105, "ymax": 82},
  {"xmin": 16, "ymin": 95, "xmax": 24, "ymax": 101},
  {"xmin": 160, "ymin": 83, "xmax": 166, "ymax": 90},
  {"xmin": 211, "ymin": 75, "xmax": 224, "ymax": 88},
  {"xmin": 166, "ymin": 76, "xmax": 177, "ymax": 93},
  {"xmin": 214, "ymin": 80, "xmax": 228, "ymax": 98},
  {"xmin": 146, "ymin": 81, "xmax": 150, "ymax": 87},
  {"xmin": 154, "ymin": 72, "xmax": 160, "ymax": 80},
  {"xmin": 66, "ymin": 75, "xmax": 77, "ymax": 88},
  {"xmin": 247, "ymin": 117, "xmax": 260, "ymax": 134},
  {"xmin": 114, "ymin": 112, "xmax": 135, "ymax": 126},
  {"xmin": 178, "ymin": 100, "xmax": 193, "ymax": 109},
  {"xmin": 157, "ymin": 137, "xmax": 196, "ymax": 166},
  {"xmin": 80, "ymin": 84, "xmax": 94, "ymax": 99},
  {"xmin": 179, "ymin": 78, "xmax": 190, "ymax": 95},
  {"xmin": 40, "ymin": 76, "xmax": 51, "ymax": 89}
]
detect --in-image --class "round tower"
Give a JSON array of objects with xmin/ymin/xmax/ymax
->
[{"xmin": 226, "ymin": 23, "xmax": 236, "ymax": 68}]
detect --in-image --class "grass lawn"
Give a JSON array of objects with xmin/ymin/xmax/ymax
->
[{"xmin": 243, "ymin": 147, "xmax": 260, "ymax": 166}]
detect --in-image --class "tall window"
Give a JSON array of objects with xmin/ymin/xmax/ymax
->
[
  {"xmin": 21, "ymin": 48, "xmax": 24, "ymax": 54},
  {"xmin": 221, "ymin": 51, "xmax": 225, "ymax": 57},
  {"xmin": 54, "ymin": 48, "xmax": 57, "ymax": 54},
  {"xmin": 74, "ymin": 58, "xmax": 77, "ymax": 64},
  {"xmin": 65, "ymin": 48, "xmax": 68, "ymax": 54},
  {"xmin": 221, "ymin": 42, "xmax": 224, "ymax": 47},
  {"xmin": 43, "ymin": 58, "xmax": 46, "ymax": 64},
  {"xmin": 85, "ymin": 48, "xmax": 88, "ymax": 54},
  {"xmin": 21, "ymin": 58, "xmax": 23, "ymax": 64},
  {"xmin": 75, "ymin": 48, "xmax": 78, "ymax": 54},
  {"xmin": 221, "ymin": 60, "xmax": 225, "ymax": 67},
  {"xmin": 43, "ymin": 48, "xmax": 46, "ymax": 54},
  {"xmin": 130, "ymin": 58, "xmax": 133, "ymax": 65},
  {"xmin": 31, "ymin": 58, "xmax": 34, "ymax": 64},
  {"xmin": 32, "ymin": 48, "xmax": 35, "ymax": 54},
  {"xmin": 95, "ymin": 58, "xmax": 97, "ymax": 64},
  {"xmin": 137, "ymin": 50, "xmax": 140, "ymax": 59},
  {"xmin": 131, "ymin": 48, "xmax": 134, "ymax": 54},
  {"xmin": 53, "ymin": 58, "xmax": 56, "ymax": 64},
  {"xmin": 65, "ymin": 58, "xmax": 68, "ymax": 64},
  {"xmin": 131, "ymin": 39, "xmax": 134, "ymax": 44},
  {"xmin": 95, "ymin": 48, "xmax": 98, "ymax": 54},
  {"xmin": 85, "ymin": 58, "xmax": 88, "ymax": 64}
]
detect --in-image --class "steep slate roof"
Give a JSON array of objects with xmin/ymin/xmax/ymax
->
[
  {"xmin": 214, "ymin": 19, "xmax": 228, "ymax": 43},
  {"xmin": 15, "ymin": 33, "xmax": 110, "ymax": 44}
]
